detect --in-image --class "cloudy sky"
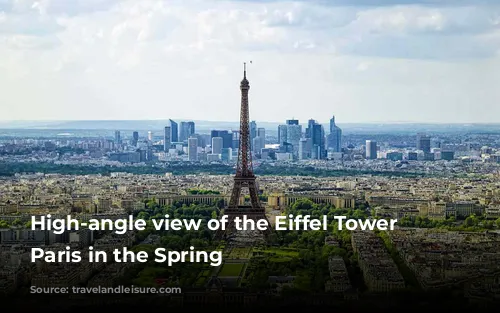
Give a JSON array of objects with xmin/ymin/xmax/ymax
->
[{"xmin": 0, "ymin": 0, "xmax": 499, "ymax": 123}]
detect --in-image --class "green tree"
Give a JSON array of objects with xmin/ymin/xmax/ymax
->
[
  {"xmin": 146, "ymin": 198, "xmax": 157, "ymax": 210},
  {"xmin": 464, "ymin": 215, "xmax": 478, "ymax": 227},
  {"xmin": 0, "ymin": 220, "xmax": 9, "ymax": 228},
  {"xmin": 495, "ymin": 218, "xmax": 500, "ymax": 228},
  {"xmin": 12, "ymin": 218, "xmax": 23, "ymax": 226}
]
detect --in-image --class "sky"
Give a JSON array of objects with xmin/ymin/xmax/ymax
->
[{"xmin": 0, "ymin": 0, "xmax": 499, "ymax": 124}]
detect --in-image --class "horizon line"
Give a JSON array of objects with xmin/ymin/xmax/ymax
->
[{"xmin": 0, "ymin": 119, "xmax": 499, "ymax": 125}]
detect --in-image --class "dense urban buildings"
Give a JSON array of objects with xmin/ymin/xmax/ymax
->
[
  {"xmin": 1, "ymin": 128, "xmax": 500, "ymax": 311},
  {"xmin": 6, "ymin": 114, "xmax": 494, "ymax": 167},
  {"xmin": 0, "ymin": 69, "xmax": 499, "ymax": 310},
  {"xmin": 0, "ymin": 171, "xmax": 500, "ymax": 306}
]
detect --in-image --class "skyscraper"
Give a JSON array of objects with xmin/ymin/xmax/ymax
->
[
  {"xmin": 278, "ymin": 125, "xmax": 287, "ymax": 145},
  {"xmin": 179, "ymin": 121, "xmax": 195, "ymax": 142},
  {"xmin": 221, "ymin": 148, "xmax": 232, "ymax": 161},
  {"xmin": 366, "ymin": 140, "xmax": 377, "ymax": 159},
  {"xmin": 306, "ymin": 119, "xmax": 315, "ymax": 139},
  {"xmin": 168, "ymin": 119, "xmax": 178, "ymax": 142},
  {"xmin": 287, "ymin": 124, "xmax": 302, "ymax": 155},
  {"xmin": 211, "ymin": 130, "xmax": 232, "ymax": 148},
  {"xmin": 306, "ymin": 120, "xmax": 325, "ymax": 159},
  {"xmin": 299, "ymin": 138, "xmax": 312, "ymax": 160},
  {"xmin": 252, "ymin": 137, "xmax": 263, "ymax": 154},
  {"xmin": 327, "ymin": 115, "xmax": 342, "ymax": 152},
  {"xmin": 114, "ymin": 130, "xmax": 121, "ymax": 144},
  {"xmin": 257, "ymin": 128, "xmax": 265, "ymax": 150},
  {"xmin": 132, "ymin": 131, "xmax": 139, "ymax": 146},
  {"xmin": 188, "ymin": 137, "xmax": 198, "ymax": 161},
  {"xmin": 163, "ymin": 126, "xmax": 171, "ymax": 152},
  {"xmin": 250, "ymin": 121, "xmax": 257, "ymax": 143},
  {"xmin": 279, "ymin": 120, "xmax": 302, "ymax": 157},
  {"xmin": 232, "ymin": 131, "xmax": 240, "ymax": 151},
  {"xmin": 147, "ymin": 131, "xmax": 153, "ymax": 141},
  {"xmin": 257, "ymin": 128, "xmax": 265, "ymax": 139},
  {"xmin": 417, "ymin": 133, "xmax": 431, "ymax": 153},
  {"xmin": 212, "ymin": 137, "xmax": 223, "ymax": 155},
  {"xmin": 252, "ymin": 128, "xmax": 266, "ymax": 155}
]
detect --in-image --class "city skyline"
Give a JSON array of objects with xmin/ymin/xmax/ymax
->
[
  {"xmin": 1, "ymin": 1, "xmax": 499, "ymax": 305},
  {"xmin": 2, "ymin": 119, "xmax": 500, "ymax": 138},
  {"xmin": 0, "ymin": 0, "xmax": 499, "ymax": 123}
]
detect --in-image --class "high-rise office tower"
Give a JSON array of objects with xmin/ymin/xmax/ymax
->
[
  {"xmin": 366, "ymin": 140, "xmax": 377, "ymax": 159},
  {"xmin": 147, "ymin": 131, "xmax": 153, "ymax": 141},
  {"xmin": 211, "ymin": 130, "xmax": 233, "ymax": 148},
  {"xmin": 417, "ymin": 133, "xmax": 431, "ymax": 153},
  {"xmin": 221, "ymin": 148, "xmax": 232, "ymax": 162},
  {"xmin": 306, "ymin": 120, "xmax": 325, "ymax": 159},
  {"xmin": 257, "ymin": 128, "xmax": 265, "ymax": 150},
  {"xmin": 164, "ymin": 126, "xmax": 171, "ymax": 152},
  {"xmin": 279, "ymin": 120, "xmax": 302, "ymax": 156},
  {"xmin": 179, "ymin": 121, "xmax": 195, "ymax": 142},
  {"xmin": 305, "ymin": 119, "xmax": 315, "ymax": 139},
  {"xmin": 287, "ymin": 124, "xmax": 302, "ymax": 154},
  {"xmin": 189, "ymin": 122, "xmax": 196, "ymax": 137},
  {"xmin": 253, "ymin": 137, "xmax": 263, "ymax": 154},
  {"xmin": 408, "ymin": 152, "xmax": 418, "ymax": 161},
  {"xmin": 212, "ymin": 137, "xmax": 223, "ymax": 154},
  {"xmin": 278, "ymin": 125, "xmax": 287, "ymax": 145},
  {"xmin": 250, "ymin": 121, "xmax": 257, "ymax": 144},
  {"xmin": 179, "ymin": 122, "xmax": 187, "ymax": 141},
  {"xmin": 257, "ymin": 128, "xmax": 265, "ymax": 140},
  {"xmin": 232, "ymin": 131, "xmax": 240, "ymax": 151},
  {"xmin": 168, "ymin": 119, "xmax": 178, "ymax": 142},
  {"xmin": 299, "ymin": 138, "xmax": 312, "ymax": 160},
  {"xmin": 327, "ymin": 115, "xmax": 342, "ymax": 152},
  {"xmin": 196, "ymin": 133, "xmax": 210, "ymax": 148},
  {"xmin": 188, "ymin": 137, "xmax": 198, "ymax": 161},
  {"xmin": 114, "ymin": 130, "xmax": 121, "ymax": 144},
  {"xmin": 252, "ymin": 127, "xmax": 266, "ymax": 155},
  {"xmin": 132, "ymin": 131, "xmax": 139, "ymax": 146}
]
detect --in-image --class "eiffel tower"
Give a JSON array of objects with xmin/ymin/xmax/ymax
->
[{"xmin": 215, "ymin": 63, "xmax": 272, "ymax": 241}]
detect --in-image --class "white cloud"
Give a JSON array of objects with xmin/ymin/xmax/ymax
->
[
  {"xmin": 350, "ymin": 6, "xmax": 447, "ymax": 34},
  {"xmin": 0, "ymin": 0, "xmax": 498, "ymax": 122}
]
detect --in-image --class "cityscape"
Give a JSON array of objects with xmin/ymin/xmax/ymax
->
[
  {"xmin": 2, "ymin": 117, "xmax": 499, "ymax": 174},
  {"xmin": 0, "ymin": 68, "xmax": 500, "ymax": 311},
  {"xmin": 1, "ymin": 0, "xmax": 499, "ymax": 311}
]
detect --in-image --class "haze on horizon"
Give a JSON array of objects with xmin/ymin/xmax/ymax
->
[{"xmin": 0, "ymin": 0, "xmax": 499, "ymax": 124}]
